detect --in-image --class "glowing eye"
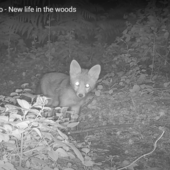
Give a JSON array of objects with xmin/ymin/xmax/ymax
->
[
  {"xmin": 75, "ymin": 81, "xmax": 79, "ymax": 86},
  {"xmin": 86, "ymin": 84, "xmax": 90, "ymax": 88}
]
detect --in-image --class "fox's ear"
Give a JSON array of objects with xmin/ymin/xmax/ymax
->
[
  {"xmin": 88, "ymin": 64, "xmax": 101, "ymax": 80},
  {"xmin": 70, "ymin": 60, "xmax": 81, "ymax": 75}
]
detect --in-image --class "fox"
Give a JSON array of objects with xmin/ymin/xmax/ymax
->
[{"xmin": 37, "ymin": 60, "xmax": 101, "ymax": 117}]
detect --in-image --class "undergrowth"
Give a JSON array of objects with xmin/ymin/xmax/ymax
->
[{"xmin": 0, "ymin": 0, "xmax": 170, "ymax": 170}]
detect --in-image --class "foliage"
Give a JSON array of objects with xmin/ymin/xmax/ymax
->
[
  {"xmin": 0, "ymin": 87, "xmax": 95, "ymax": 169},
  {"xmin": 0, "ymin": 0, "xmax": 98, "ymax": 44},
  {"xmin": 0, "ymin": 0, "xmax": 127, "ymax": 56},
  {"xmin": 1, "ymin": 2, "xmax": 170, "ymax": 170},
  {"xmin": 103, "ymin": 0, "xmax": 170, "ymax": 88}
]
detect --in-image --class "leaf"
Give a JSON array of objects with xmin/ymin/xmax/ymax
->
[
  {"xmin": 152, "ymin": 75, "xmax": 157, "ymax": 80},
  {"xmin": 125, "ymin": 79, "xmax": 130, "ymax": 84},
  {"xmin": 0, "ymin": 162, "xmax": 16, "ymax": 170},
  {"xmin": 33, "ymin": 95, "xmax": 49, "ymax": 107},
  {"xmin": 61, "ymin": 107, "xmax": 69, "ymax": 114},
  {"xmin": 15, "ymin": 121, "xmax": 29, "ymax": 129},
  {"xmin": 97, "ymin": 85, "xmax": 103, "ymax": 90},
  {"xmin": 108, "ymin": 89, "xmax": 113, "ymax": 94},
  {"xmin": 5, "ymin": 104, "xmax": 18, "ymax": 110},
  {"xmin": 67, "ymin": 152, "xmax": 76, "ymax": 159},
  {"xmin": 10, "ymin": 92, "xmax": 18, "ymax": 96},
  {"xmin": 71, "ymin": 112, "xmax": 79, "ymax": 120},
  {"xmin": 21, "ymin": 83, "xmax": 29, "ymax": 88},
  {"xmin": 54, "ymin": 168, "xmax": 59, "ymax": 170},
  {"xmin": 164, "ymin": 31, "xmax": 169, "ymax": 39},
  {"xmin": 119, "ymin": 81, "xmax": 124, "ymax": 86},
  {"xmin": 17, "ymin": 99, "xmax": 31, "ymax": 109},
  {"xmin": 53, "ymin": 122, "xmax": 66, "ymax": 129},
  {"xmin": 23, "ymin": 89, "xmax": 32, "ymax": 92},
  {"xmin": 3, "ymin": 124, "xmax": 13, "ymax": 132},
  {"xmin": 130, "ymin": 84, "xmax": 140, "ymax": 93},
  {"xmin": 0, "ymin": 95, "xmax": 5, "ymax": 100},
  {"xmin": 32, "ymin": 128, "xmax": 42, "ymax": 138},
  {"xmin": 0, "ymin": 133, "xmax": 9, "ymax": 142},
  {"xmin": 81, "ymin": 148, "xmax": 90, "ymax": 154},
  {"xmin": 15, "ymin": 89, "xmax": 23, "ymax": 93},
  {"xmin": 137, "ymin": 74, "xmax": 146, "ymax": 84},
  {"xmin": 149, "ymin": 64, "xmax": 153, "ymax": 68},
  {"xmin": 5, "ymin": 97, "xmax": 17, "ymax": 104},
  {"xmin": 53, "ymin": 139, "xmax": 68, "ymax": 148},
  {"xmin": 41, "ymin": 132, "xmax": 52, "ymax": 140},
  {"xmin": 17, "ymin": 166, "xmax": 29, "ymax": 170},
  {"xmin": 42, "ymin": 166, "xmax": 53, "ymax": 170},
  {"xmin": 55, "ymin": 148, "xmax": 68, "ymax": 158},
  {"xmin": 28, "ymin": 109, "xmax": 40, "ymax": 115},
  {"xmin": 48, "ymin": 149, "xmax": 58, "ymax": 161},
  {"xmin": 21, "ymin": 93, "xmax": 35, "ymax": 99},
  {"xmin": 31, "ymin": 157, "xmax": 46, "ymax": 166},
  {"xmin": 9, "ymin": 113, "xmax": 22, "ymax": 121},
  {"xmin": 66, "ymin": 143, "xmax": 84, "ymax": 163},
  {"xmin": 83, "ymin": 159, "xmax": 94, "ymax": 167},
  {"xmin": 11, "ymin": 129, "xmax": 22, "ymax": 139},
  {"xmin": 0, "ymin": 116, "xmax": 9, "ymax": 122},
  {"xmin": 66, "ymin": 122, "xmax": 79, "ymax": 128},
  {"xmin": 163, "ymin": 82, "xmax": 170, "ymax": 88},
  {"xmin": 5, "ymin": 142, "xmax": 17, "ymax": 151},
  {"xmin": 57, "ymin": 129, "xmax": 68, "ymax": 140}
]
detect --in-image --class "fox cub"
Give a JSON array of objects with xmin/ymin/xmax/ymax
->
[{"xmin": 38, "ymin": 60, "xmax": 101, "ymax": 116}]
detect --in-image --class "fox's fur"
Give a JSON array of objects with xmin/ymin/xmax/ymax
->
[{"xmin": 38, "ymin": 60, "xmax": 101, "ymax": 115}]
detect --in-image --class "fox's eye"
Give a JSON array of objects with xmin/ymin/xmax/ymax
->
[
  {"xmin": 86, "ymin": 84, "xmax": 90, "ymax": 88},
  {"xmin": 75, "ymin": 81, "xmax": 79, "ymax": 86}
]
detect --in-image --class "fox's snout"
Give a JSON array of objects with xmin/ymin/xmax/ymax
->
[{"xmin": 77, "ymin": 92, "xmax": 85, "ymax": 98}]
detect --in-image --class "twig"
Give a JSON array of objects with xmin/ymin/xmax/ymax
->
[{"xmin": 117, "ymin": 127, "xmax": 165, "ymax": 170}]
